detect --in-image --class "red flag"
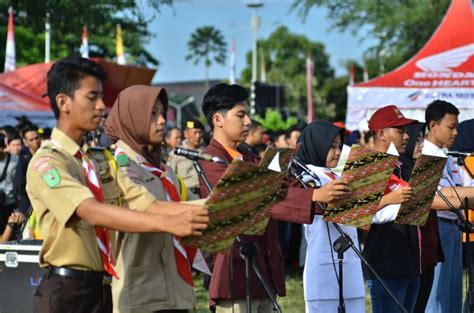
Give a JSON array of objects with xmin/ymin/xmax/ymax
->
[
  {"xmin": 4, "ymin": 6, "xmax": 15, "ymax": 72},
  {"xmin": 349, "ymin": 63, "xmax": 355, "ymax": 85}
]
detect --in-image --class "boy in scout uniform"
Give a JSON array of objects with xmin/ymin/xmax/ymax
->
[{"xmin": 26, "ymin": 57, "xmax": 208, "ymax": 313}]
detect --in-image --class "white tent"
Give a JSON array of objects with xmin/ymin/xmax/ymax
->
[{"xmin": 346, "ymin": 0, "xmax": 474, "ymax": 130}]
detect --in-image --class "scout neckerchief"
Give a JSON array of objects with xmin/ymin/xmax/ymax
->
[
  {"xmin": 303, "ymin": 165, "xmax": 338, "ymax": 214},
  {"xmin": 115, "ymin": 147, "xmax": 211, "ymax": 286},
  {"xmin": 75, "ymin": 149, "xmax": 119, "ymax": 279},
  {"xmin": 50, "ymin": 138, "xmax": 118, "ymax": 279}
]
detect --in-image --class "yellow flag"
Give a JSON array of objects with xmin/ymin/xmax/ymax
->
[{"xmin": 116, "ymin": 24, "xmax": 126, "ymax": 65}]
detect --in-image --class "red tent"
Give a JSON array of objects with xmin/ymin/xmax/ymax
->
[
  {"xmin": 0, "ymin": 59, "xmax": 156, "ymax": 126},
  {"xmin": 346, "ymin": 0, "xmax": 474, "ymax": 130}
]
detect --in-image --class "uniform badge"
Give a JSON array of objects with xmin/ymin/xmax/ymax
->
[
  {"xmin": 41, "ymin": 167, "xmax": 61, "ymax": 188},
  {"xmin": 116, "ymin": 154, "xmax": 129, "ymax": 167}
]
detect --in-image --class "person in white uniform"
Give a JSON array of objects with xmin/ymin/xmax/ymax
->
[{"xmin": 295, "ymin": 120, "xmax": 365, "ymax": 313}]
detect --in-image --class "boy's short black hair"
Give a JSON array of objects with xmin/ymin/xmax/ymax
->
[
  {"xmin": 165, "ymin": 127, "xmax": 181, "ymax": 139},
  {"xmin": 7, "ymin": 133, "xmax": 22, "ymax": 145},
  {"xmin": 425, "ymin": 100, "xmax": 459, "ymax": 130},
  {"xmin": 20, "ymin": 124, "xmax": 38, "ymax": 138},
  {"xmin": 47, "ymin": 57, "xmax": 107, "ymax": 119},
  {"xmin": 249, "ymin": 119, "xmax": 262, "ymax": 133},
  {"xmin": 285, "ymin": 125, "xmax": 301, "ymax": 139},
  {"xmin": 202, "ymin": 83, "xmax": 249, "ymax": 128}
]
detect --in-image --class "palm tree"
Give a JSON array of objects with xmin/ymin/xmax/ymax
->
[{"xmin": 186, "ymin": 26, "xmax": 227, "ymax": 90}]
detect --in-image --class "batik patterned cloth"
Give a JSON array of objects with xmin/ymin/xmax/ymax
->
[
  {"xmin": 324, "ymin": 145, "xmax": 398, "ymax": 228},
  {"xmin": 395, "ymin": 155, "xmax": 447, "ymax": 225},
  {"xmin": 183, "ymin": 148, "xmax": 292, "ymax": 252}
]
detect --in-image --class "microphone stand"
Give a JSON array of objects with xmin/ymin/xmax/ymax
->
[
  {"xmin": 463, "ymin": 195, "xmax": 474, "ymax": 313},
  {"xmin": 291, "ymin": 165, "xmax": 408, "ymax": 313},
  {"xmin": 435, "ymin": 189, "xmax": 472, "ymax": 232},
  {"xmin": 193, "ymin": 159, "xmax": 282, "ymax": 313},
  {"xmin": 15, "ymin": 205, "xmax": 34, "ymax": 244}
]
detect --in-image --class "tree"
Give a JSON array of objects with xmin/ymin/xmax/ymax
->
[
  {"xmin": 0, "ymin": 1, "xmax": 173, "ymax": 70},
  {"xmin": 292, "ymin": 0, "xmax": 450, "ymax": 74},
  {"xmin": 185, "ymin": 26, "xmax": 227, "ymax": 90},
  {"xmin": 241, "ymin": 26, "xmax": 334, "ymax": 115},
  {"xmin": 255, "ymin": 108, "xmax": 298, "ymax": 132}
]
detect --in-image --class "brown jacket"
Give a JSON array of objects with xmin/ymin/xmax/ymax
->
[{"xmin": 199, "ymin": 139, "xmax": 314, "ymax": 301}]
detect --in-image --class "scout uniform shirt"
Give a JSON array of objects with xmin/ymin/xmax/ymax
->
[
  {"xmin": 167, "ymin": 142, "xmax": 201, "ymax": 191},
  {"xmin": 26, "ymin": 128, "xmax": 155, "ymax": 271},
  {"xmin": 112, "ymin": 140, "xmax": 196, "ymax": 312}
]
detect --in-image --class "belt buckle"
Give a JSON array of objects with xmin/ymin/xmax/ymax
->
[{"xmin": 102, "ymin": 275, "xmax": 112, "ymax": 286}]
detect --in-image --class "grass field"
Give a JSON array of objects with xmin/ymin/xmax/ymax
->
[
  {"xmin": 194, "ymin": 269, "xmax": 305, "ymax": 313},
  {"xmin": 193, "ymin": 269, "xmax": 373, "ymax": 313}
]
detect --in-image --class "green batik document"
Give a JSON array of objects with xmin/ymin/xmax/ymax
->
[
  {"xmin": 323, "ymin": 145, "xmax": 398, "ymax": 228},
  {"xmin": 395, "ymin": 155, "xmax": 447, "ymax": 226},
  {"xmin": 182, "ymin": 147, "xmax": 292, "ymax": 252}
]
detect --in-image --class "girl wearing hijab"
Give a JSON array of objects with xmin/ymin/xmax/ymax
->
[
  {"xmin": 105, "ymin": 85, "xmax": 200, "ymax": 313},
  {"xmin": 296, "ymin": 120, "xmax": 365, "ymax": 313}
]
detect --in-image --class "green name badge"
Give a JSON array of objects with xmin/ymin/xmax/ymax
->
[
  {"xmin": 116, "ymin": 154, "xmax": 129, "ymax": 167},
  {"xmin": 41, "ymin": 168, "xmax": 61, "ymax": 188}
]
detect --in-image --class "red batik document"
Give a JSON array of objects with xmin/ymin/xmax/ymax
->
[
  {"xmin": 182, "ymin": 148, "xmax": 292, "ymax": 252},
  {"xmin": 395, "ymin": 155, "xmax": 447, "ymax": 226},
  {"xmin": 323, "ymin": 145, "xmax": 398, "ymax": 228}
]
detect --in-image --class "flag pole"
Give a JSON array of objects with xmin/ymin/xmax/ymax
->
[
  {"xmin": 45, "ymin": 13, "xmax": 50, "ymax": 63},
  {"xmin": 306, "ymin": 54, "xmax": 314, "ymax": 123}
]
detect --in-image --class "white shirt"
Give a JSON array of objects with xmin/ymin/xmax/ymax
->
[
  {"xmin": 422, "ymin": 139, "xmax": 461, "ymax": 220},
  {"xmin": 302, "ymin": 165, "xmax": 365, "ymax": 301}
]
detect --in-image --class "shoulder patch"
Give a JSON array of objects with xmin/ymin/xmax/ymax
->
[
  {"xmin": 41, "ymin": 167, "xmax": 61, "ymax": 188},
  {"xmin": 33, "ymin": 157, "xmax": 52, "ymax": 173},
  {"xmin": 116, "ymin": 154, "xmax": 130, "ymax": 167}
]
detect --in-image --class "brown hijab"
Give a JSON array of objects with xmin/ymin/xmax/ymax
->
[{"xmin": 104, "ymin": 85, "xmax": 168, "ymax": 167}]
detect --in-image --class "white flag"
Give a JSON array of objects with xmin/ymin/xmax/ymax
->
[{"xmin": 229, "ymin": 37, "xmax": 236, "ymax": 84}]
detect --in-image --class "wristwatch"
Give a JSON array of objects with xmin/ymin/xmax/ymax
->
[{"xmin": 7, "ymin": 222, "xmax": 16, "ymax": 228}]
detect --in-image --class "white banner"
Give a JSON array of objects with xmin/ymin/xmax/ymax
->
[{"xmin": 346, "ymin": 86, "xmax": 474, "ymax": 130}]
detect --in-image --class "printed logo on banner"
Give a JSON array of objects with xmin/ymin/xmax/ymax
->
[
  {"xmin": 408, "ymin": 90, "xmax": 424, "ymax": 101},
  {"xmin": 416, "ymin": 44, "xmax": 474, "ymax": 72},
  {"xmin": 405, "ymin": 43, "xmax": 474, "ymax": 88}
]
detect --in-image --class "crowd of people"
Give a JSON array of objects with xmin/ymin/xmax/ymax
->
[{"xmin": 1, "ymin": 56, "xmax": 474, "ymax": 313}]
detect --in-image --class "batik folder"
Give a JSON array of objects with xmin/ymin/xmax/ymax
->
[
  {"xmin": 395, "ymin": 155, "xmax": 447, "ymax": 226},
  {"xmin": 323, "ymin": 145, "xmax": 398, "ymax": 228},
  {"xmin": 182, "ymin": 148, "xmax": 292, "ymax": 252}
]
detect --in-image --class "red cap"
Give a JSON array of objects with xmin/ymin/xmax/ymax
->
[{"xmin": 368, "ymin": 105, "xmax": 417, "ymax": 132}]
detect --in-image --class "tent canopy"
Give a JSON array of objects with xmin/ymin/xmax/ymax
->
[
  {"xmin": 0, "ymin": 58, "xmax": 156, "ymax": 127},
  {"xmin": 346, "ymin": 0, "xmax": 474, "ymax": 130}
]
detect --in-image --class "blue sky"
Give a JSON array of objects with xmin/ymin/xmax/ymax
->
[{"xmin": 145, "ymin": 0, "xmax": 377, "ymax": 83}]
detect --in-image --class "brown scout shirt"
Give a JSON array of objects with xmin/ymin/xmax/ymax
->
[
  {"xmin": 26, "ymin": 128, "xmax": 155, "ymax": 271},
  {"xmin": 112, "ymin": 140, "xmax": 196, "ymax": 313}
]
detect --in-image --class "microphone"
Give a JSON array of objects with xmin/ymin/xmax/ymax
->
[
  {"xmin": 447, "ymin": 151, "xmax": 472, "ymax": 157},
  {"xmin": 174, "ymin": 147, "xmax": 229, "ymax": 164}
]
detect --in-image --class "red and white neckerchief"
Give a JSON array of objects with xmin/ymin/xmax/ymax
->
[
  {"xmin": 50, "ymin": 139, "xmax": 118, "ymax": 278},
  {"xmin": 115, "ymin": 147, "xmax": 211, "ymax": 286},
  {"xmin": 304, "ymin": 164, "xmax": 338, "ymax": 186}
]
